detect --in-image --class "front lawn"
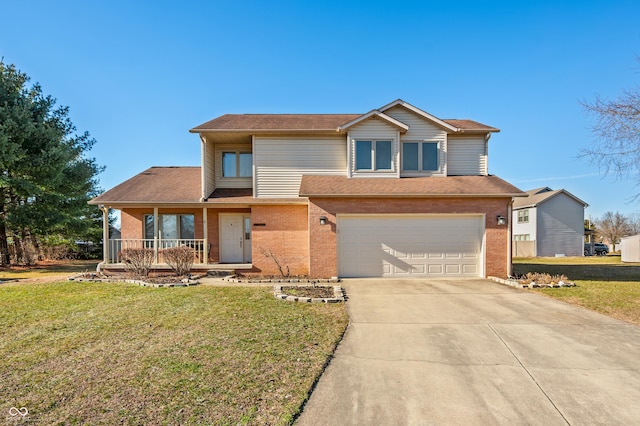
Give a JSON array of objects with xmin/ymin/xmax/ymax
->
[
  {"xmin": 0, "ymin": 259, "xmax": 99, "ymax": 280},
  {"xmin": 514, "ymin": 256, "xmax": 640, "ymax": 325},
  {"xmin": 0, "ymin": 280, "xmax": 348, "ymax": 425}
]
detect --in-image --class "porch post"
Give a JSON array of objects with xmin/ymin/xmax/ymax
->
[
  {"xmin": 203, "ymin": 207, "xmax": 208, "ymax": 264},
  {"xmin": 100, "ymin": 205, "xmax": 109, "ymax": 264},
  {"xmin": 153, "ymin": 207, "xmax": 159, "ymax": 263}
]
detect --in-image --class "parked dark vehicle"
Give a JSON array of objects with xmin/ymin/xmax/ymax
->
[{"xmin": 585, "ymin": 243, "xmax": 609, "ymax": 256}]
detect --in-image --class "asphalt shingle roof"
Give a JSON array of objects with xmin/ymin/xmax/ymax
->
[
  {"xmin": 299, "ymin": 175, "xmax": 524, "ymax": 197},
  {"xmin": 90, "ymin": 167, "xmax": 202, "ymax": 204},
  {"xmin": 512, "ymin": 187, "xmax": 588, "ymax": 209},
  {"xmin": 190, "ymin": 114, "xmax": 497, "ymax": 133}
]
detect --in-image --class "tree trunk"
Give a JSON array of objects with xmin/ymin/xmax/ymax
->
[
  {"xmin": 29, "ymin": 231, "xmax": 41, "ymax": 261},
  {"xmin": 0, "ymin": 221, "xmax": 9, "ymax": 266},
  {"xmin": 0, "ymin": 188, "xmax": 9, "ymax": 266},
  {"xmin": 13, "ymin": 232, "xmax": 24, "ymax": 265}
]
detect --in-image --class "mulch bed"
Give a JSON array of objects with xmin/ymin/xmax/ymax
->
[{"xmin": 281, "ymin": 286, "xmax": 334, "ymax": 298}]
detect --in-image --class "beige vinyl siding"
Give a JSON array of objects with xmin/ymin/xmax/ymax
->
[
  {"xmin": 254, "ymin": 136, "xmax": 346, "ymax": 198},
  {"xmin": 204, "ymin": 141, "xmax": 216, "ymax": 196},
  {"xmin": 384, "ymin": 105, "xmax": 447, "ymax": 176},
  {"xmin": 447, "ymin": 136, "xmax": 488, "ymax": 176},
  {"xmin": 348, "ymin": 117, "xmax": 399, "ymax": 177},
  {"xmin": 214, "ymin": 143, "xmax": 253, "ymax": 189}
]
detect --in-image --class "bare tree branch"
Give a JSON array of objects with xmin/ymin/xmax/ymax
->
[{"xmin": 581, "ymin": 60, "xmax": 640, "ymax": 201}]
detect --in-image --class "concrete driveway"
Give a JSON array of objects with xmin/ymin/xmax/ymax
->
[{"xmin": 295, "ymin": 279, "xmax": 640, "ymax": 425}]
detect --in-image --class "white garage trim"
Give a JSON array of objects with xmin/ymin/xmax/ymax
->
[{"xmin": 337, "ymin": 214, "xmax": 485, "ymax": 278}]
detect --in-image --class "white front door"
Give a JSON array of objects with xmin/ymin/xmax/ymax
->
[
  {"xmin": 220, "ymin": 214, "xmax": 243, "ymax": 263},
  {"xmin": 220, "ymin": 214, "xmax": 252, "ymax": 263}
]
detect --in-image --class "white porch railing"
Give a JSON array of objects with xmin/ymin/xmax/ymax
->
[{"xmin": 107, "ymin": 239, "xmax": 208, "ymax": 264}]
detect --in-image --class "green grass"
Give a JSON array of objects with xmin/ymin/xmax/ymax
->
[
  {"xmin": 0, "ymin": 280, "xmax": 348, "ymax": 425},
  {"xmin": 514, "ymin": 256, "xmax": 640, "ymax": 325}
]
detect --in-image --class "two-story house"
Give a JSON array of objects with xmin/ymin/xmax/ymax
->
[
  {"xmin": 90, "ymin": 100, "xmax": 524, "ymax": 278},
  {"xmin": 512, "ymin": 187, "xmax": 588, "ymax": 257}
]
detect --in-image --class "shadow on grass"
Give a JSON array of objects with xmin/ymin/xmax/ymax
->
[
  {"xmin": 0, "ymin": 260, "xmax": 98, "ymax": 276},
  {"xmin": 514, "ymin": 263, "xmax": 640, "ymax": 282}
]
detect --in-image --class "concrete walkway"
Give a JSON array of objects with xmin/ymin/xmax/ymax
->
[{"xmin": 295, "ymin": 279, "xmax": 640, "ymax": 425}]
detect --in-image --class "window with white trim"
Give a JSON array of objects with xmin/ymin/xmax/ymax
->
[
  {"xmin": 514, "ymin": 234, "xmax": 530, "ymax": 241},
  {"xmin": 355, "ymin": 140, "xmax": 392, "ymax": 171},
  {"xmin": 222, "ymin": 151, "xmax": 252, "ymax": 177},
  {"xmin": 402, "ymin": 141, "xmax": 439, "ymax": 172},
  {"xmin": 517, "ymin": 209, "xmax": 529, "ymax": 224},
  {"xmin": 144, "ymin": 214, "xmax": 195, "ymax": 239}
]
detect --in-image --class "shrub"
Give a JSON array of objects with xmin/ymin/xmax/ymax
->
[
  {"xmin": 259, "ymin": 247, "xmax": 290, "ymax": 278},
  {"xmin": 519, "ymin": 272, "xmax": 569, "ymax": 285},
  {"xmin": 162, "ymin": 246, "xmax": 195, "ymax": 276},
  {"xmin": 119, "ymin": 248, "xmax": 154, "ymax": 277}
]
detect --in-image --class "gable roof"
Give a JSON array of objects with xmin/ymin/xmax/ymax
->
[
  {"xmin": 378, "ymin": 99, "xmax": 460, "ymax": 132},
  {"xmin": 190, "ymin": 100, "xmax": 499, "ymax": 134},
  {"xmin": 512, "ymin": 187, "xmax": 588, "ymax": 209},
  {"xmin": 299, "ymin": 175, "xmax": 524, "ymax": 198},
  {"xmin": 337, "ymin": 110, "xmax": 410, "ymax": 132}
]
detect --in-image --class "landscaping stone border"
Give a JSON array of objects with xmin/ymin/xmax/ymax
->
[
  {"xmin": 489, "ymin": 276, "xmax": 576, "ymax": 289},
  {"xmin": 68, "ymin": 275, "xmax": 200, "ymax": 288},
  {"xmin": 273, "ymin": 285, "xmax": 345, "ymax": 303},
  {"xmin": 224, "ymin": 276, "xmax": 340, "ymax": 284}
]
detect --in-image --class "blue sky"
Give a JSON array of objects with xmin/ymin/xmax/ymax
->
[{"xmin": 2, "ymin": 0, "xmax": 639, "ymax": 220}]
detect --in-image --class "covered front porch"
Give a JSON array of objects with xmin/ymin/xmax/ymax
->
[{"xmin": 98, "ymin": 205, "xmax": 254, "ymax": 272}]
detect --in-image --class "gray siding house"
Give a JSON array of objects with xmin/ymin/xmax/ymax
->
[{"xmin": 512, "ymin": 187, "xmax": 588, "ymax": 257}]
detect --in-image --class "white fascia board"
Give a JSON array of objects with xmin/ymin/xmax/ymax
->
[{"xmin": 338, "ymin": 110, "xmax": 409, "ymax": 132}]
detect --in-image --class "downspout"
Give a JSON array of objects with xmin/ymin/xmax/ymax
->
[
  {"xmin": 202, "ymin": 206, "xmax": 208, "ymax": 265},
  {"xmin": 507, "ymin": 199, "xmax": 514, "ymax": 278},
  {"xmin": 98, "ymin": 204, "xmax": 109, "ymax": 272},
  {"xmin": 200, "ymin": 135, "xmax": 208, "ymax": 201}
]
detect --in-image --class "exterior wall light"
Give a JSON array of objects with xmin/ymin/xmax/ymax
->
[
  {"xmin": 319, "ymin": 215, "xmax": 327, "ymax": 225},
  {"xmin": 497, "ymin": 215, "xmax": 506, "ymax": 226}
]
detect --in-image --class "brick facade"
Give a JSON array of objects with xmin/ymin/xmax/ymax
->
[
  {"xmin": 119, "ymin": 207, "xmax": 249, "ymax": 262},
  {"xmin": 308, "ymin": 197, "xmax": 512, "ymax": 278},
  {"xmin": 119, "ymin": 198, "xmax": 511, "ymax": 278},
  {"xmin": 250, "ymin": 205, "xmax": 309, "ymax": 276}
]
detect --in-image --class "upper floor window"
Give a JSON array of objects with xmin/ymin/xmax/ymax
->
[
  {"xmin": 223, "ymin": 152, "xmax": 252, "ymax": 177},
  {"xmin": 144, "ymin": 214, "xmax": 195, "ymax": 240},
  {"xmin": 402, "ymin": 141, "xmax": 439, "ymax": 172},
  {"xmin": 355, "ymin": 140, "xmax": 392, "ymax": 171},
  {"xmin": 517, "ymin": 209, "xmax": 529, "ymax": 224}
]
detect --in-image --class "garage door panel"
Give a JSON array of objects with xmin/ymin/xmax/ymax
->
[
  {"xmin": 446, "ymin": 264, "xmax": 461, "ymax": 274},
  {"xmin": 338, "ymin": 215, "xmax": 483, "ymax": 278},
  {"xmin": 428, "ymin": 264, "xmax": 443, "ymax": 274},
  {"xmin": 463, "ymin": 264, "xmax": 478, "ymax": 274}
]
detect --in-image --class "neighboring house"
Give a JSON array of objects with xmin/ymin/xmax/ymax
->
[
  {"xmin": 512, "ymin": 187, "xmax": 588, "ymax": 257},
  {"xmin": 90, "ymin": 99, "xmax": 524, "ymax": 278},
  {"xmin": 621, "ymin": 235, "xmax": 640, "ymax": 262}
]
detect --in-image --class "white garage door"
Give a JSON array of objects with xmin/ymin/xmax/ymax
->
[{"xmin": 338, "ymin": 215, "xmax": 484, "ymax": 278}]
